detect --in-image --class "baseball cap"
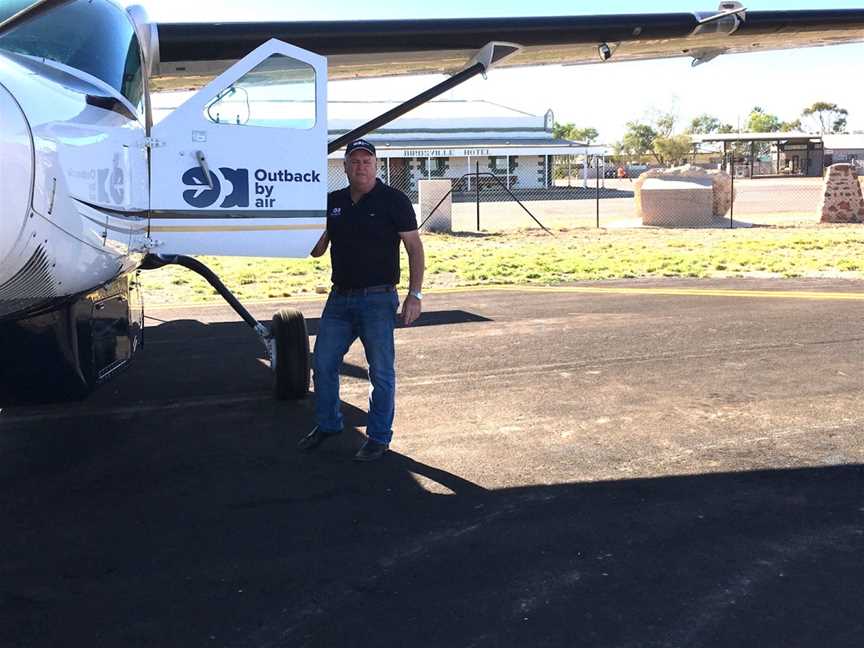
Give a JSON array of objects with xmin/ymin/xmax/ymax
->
[{"xmin": 345, "ymin": 139, "xmax": 376, "ymax": 157}]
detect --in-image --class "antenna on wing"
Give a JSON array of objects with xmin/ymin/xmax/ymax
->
[
  {"xmin": 689, "ymin": 3, "xmax": 747, "ymax": 66},
  {"xmin": 694, "ymin": 2, "xmax": 747, "ymax": 33}
]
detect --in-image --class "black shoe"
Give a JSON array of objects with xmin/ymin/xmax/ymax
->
[
  {"xmin": 297, "ymin": 425, "xmax": 341, "ymax": 451},
  {"xmin": 353, "ymin": 438, "xmax": 389, "ymax": 462}
]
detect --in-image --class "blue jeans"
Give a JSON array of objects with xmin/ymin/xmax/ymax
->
[{"xmin": 313, "ymin": 290, "xmax": 399, "ymax": 444}]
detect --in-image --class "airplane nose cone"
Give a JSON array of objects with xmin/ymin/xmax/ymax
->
[{"xmin": 0, "ymin": 83, "xmax": 33, "ymax": 275}]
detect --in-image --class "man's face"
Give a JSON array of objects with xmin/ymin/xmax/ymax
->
[{"xmin": 345, "ymin": 150, "xmax": 377, "ymax": 191}]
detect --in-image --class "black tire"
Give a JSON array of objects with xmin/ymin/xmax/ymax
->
[{"xmin": 271, "ymin": 308, "xmax": 310, "ymax": 400}]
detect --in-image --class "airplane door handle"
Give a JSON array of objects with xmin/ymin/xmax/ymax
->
[{"xmin": 195, "ymin": 150, "xmax": 214, "ymax": 190}]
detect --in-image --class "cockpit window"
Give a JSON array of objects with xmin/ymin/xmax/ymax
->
[
  {"xmin": 0, "ymin": 0, "xmax": 143, "ymax": 114},
  {"xmin": 204, "ymin": 54, "xmax": 317, "ymax": 129},
  {"xmin": 0, "ymin": 1, "xmax": 38, "ymax": 26}
]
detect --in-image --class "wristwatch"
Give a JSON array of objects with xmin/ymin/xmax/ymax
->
[{"xmin": 409, "ymin": 290, "xmax": 423, "ymax": 300}]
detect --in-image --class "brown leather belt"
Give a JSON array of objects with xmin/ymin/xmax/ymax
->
[{"xmin": 331, "ymin": 284, "xmax": 395, "ymax": 296}]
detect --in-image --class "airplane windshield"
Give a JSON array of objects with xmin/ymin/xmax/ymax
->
[
  {"xmin": 0, "ymin": 1, "xmax": 38, "ymax": 26},
  {"xmin": 0, "ymin": 0, "xmax": 143, "ymax": 113}
]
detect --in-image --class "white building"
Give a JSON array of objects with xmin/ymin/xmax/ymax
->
[
  {"xmin": 824, "ymin": 134, "xmax": 864, "ymax": 171},
  {"xmin": 327, "ymin": 99, "xmax": 606, "ymax": 194}
]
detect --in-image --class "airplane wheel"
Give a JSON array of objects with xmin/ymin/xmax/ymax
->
[{"xmin": 271, "ymin": 308, "xmax": 310, "ymax": 400}]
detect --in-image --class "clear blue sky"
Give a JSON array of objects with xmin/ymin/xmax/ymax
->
[{"xmin": 133, "ymin": 1, "xmax": 864, "ymax": 141}]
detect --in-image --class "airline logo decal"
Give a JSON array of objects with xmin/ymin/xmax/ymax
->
[{"xmin": 181, "ymin": 167, "xmax": 321, "ymax": 208}]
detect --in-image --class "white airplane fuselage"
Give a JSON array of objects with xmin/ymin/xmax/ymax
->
[
  {"xmin": 0, "ymin": 0, "xmax": 328, "ymax": 403},
  {"xmin": 0, "ymin": 50, "xmax": 149, "ymax": 321}
]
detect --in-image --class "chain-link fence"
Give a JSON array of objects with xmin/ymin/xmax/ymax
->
[
  {"xmin": 327, "ymin": 152, "xmax": 842, "ymax": 232},
  {"xmin": 328, "ymin": 154, "xmax": 635, "ymax": 231}
]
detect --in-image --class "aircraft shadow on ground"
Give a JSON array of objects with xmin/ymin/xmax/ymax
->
[
  {"xmin": 121, "ymin": 310, "xmax": 492, "ymax": 396},
  {"xmin": 1, "ymin": 416, "xmax": 861, "ymax": 648},
  {"xmin": 2, "ymin": 312, "xmax": 861, "ymax": 647}
]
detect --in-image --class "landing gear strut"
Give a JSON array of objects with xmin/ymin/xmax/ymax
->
[{"xmin": 141, "ymin": 254, "xmax": 310, "ymax": 400}]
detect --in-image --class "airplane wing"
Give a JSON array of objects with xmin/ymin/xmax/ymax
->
[{"xmin": 150, "ymin": 9, "xmax": 864, "ymax": 90}]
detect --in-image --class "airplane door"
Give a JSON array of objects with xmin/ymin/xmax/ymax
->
[{"xmin": 149, "ymin": 39, "xmax": 326, "ymax": 257}]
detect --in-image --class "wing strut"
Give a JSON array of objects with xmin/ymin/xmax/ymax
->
[{"xmin": 327, "ymin": 42, "xmax": 520, "ymax": 154}]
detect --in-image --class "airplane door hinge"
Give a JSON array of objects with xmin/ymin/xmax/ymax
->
[{"xmin": 141, "ymin": 137, "xmax": 165, "ymax": 149}]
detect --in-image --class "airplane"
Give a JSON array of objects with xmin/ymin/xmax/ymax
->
[{"xmin": 1, "ymin": 0, "xmax": 862, "ymax": 406}]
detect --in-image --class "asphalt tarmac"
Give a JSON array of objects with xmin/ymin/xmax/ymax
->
[{"xmin": 1, "ymin": 279, "xmax": 863, "ymax": 647}]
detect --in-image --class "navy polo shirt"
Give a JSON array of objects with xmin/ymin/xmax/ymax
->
[{"xmin": 326, "ymin": 179, "xmax": 418, "ymax": 289}]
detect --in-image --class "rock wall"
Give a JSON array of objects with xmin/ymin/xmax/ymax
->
[
  {"xmin": 634, "ymin": 164, "xmax": 734, "ymax": 219},
  {"xmin": 819, "ymin": 164, "xmax": 864, "ymax": 223}
]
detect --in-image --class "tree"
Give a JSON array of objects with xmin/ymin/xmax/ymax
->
[
  {"xmin": 743, "ymin": 107, "xmax": 803, "ymax": 133},
  {"xmin": 654, "ymin": 111, "xmax": 676, "ymax": 138},
  {"xmin": 620, "ymin": 121, "xmax": 658, "ymax": 161},
  {"xmin": 616, "ymin": 118, "xmax": 693, "ymax": 166},
  {"xmin": 553, "ymin": 122, "xmax": 599, "ymax": 144},
  {"xmin": 553, "ymin": 121, "xmax": 574, "ymax": 139},
  {"xmin": 687, "ymin": 113, "xmax": 735, "ymax": 135},
  {"xmin": 653, "ymin": 134, "xmax": 693, "ymax": 166},
  {"xmin": 745, "ymin": 106, "xmax": 782, "ymax": 133},
  {"xmin": 687, "ymin": 114, "xmax": 721, "ymax": 134},
  {"xmin": 571, "ymin": 127, "xmax": 599, "ymax": 144},
  {"xmin": 801, "ymin": 102, "xmax": 848, "ymax": 134}
]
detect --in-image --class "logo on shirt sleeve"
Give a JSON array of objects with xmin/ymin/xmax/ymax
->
[{"xmin": 330, "ymin": 207, "xmax": 342, "ymax": 216}]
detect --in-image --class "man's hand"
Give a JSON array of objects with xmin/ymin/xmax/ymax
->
[
  {"xmin": 401, "ymin": 293, "xmax": 422, "ymax": 326},
  {"xmin": 399, "ymin": 230, "xmax": 424, "ymax": 327}
]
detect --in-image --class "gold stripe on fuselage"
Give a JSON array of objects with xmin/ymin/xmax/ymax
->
[{"xmin": 149, "ymin": 224, "xmax": 325, "ymax": 233}]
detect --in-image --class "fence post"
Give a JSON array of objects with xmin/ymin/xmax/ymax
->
[
  {"xmin": 729, "ymin": 152, "xmax": 735, "ymax": 229},
  {"xmin": 595, "ymin": 156, "xmax": 600, "ymax": 228},
  {"xmin": 475, "ymin": 161, "xmax": 481, "ymax": 232}
]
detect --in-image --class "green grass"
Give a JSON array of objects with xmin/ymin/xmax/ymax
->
[{"xmin": 139, "ymin": 224, "xmax": 864, "ymax": 304}]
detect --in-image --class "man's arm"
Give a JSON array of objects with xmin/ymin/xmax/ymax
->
[
  {"xmin": 310, "ymin": 231, "xmax": 329, "ymax": 257},
  {"xmin": 399, "ymin": 230, "xmax": 425, "ymax": 326}
]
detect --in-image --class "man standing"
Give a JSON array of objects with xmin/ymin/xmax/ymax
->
[{"xmin": 298, "ymin": 139, "xmax": 425, "ymax": 461}]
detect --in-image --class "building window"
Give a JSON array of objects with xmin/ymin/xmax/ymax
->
[
  {"xmin": 490, "ymin": 156, "xmax": 508, "ymax": 173},
  {"xmin": 431, "ymin": 157, "xmax": 448, "ymax": 177}
]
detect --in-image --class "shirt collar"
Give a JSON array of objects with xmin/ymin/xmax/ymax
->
[{"xmin": 348, "ymin": 178, "xmax": 383, "ymax": 204}]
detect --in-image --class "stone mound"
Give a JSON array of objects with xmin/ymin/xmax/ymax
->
[
  {"xmin": 634, "ymin": 165, "xmax": 734, "ymax": 225},
  {"xmin": 819, "ymin": 164, "xmax": 863, "ymax": 223}
]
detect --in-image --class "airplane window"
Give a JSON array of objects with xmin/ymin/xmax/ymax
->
[
  {"xmin": 204, "ymin": 54, "xmax": 316, "ymax": 130},
  {"xmin": 0, "ymin": 0, "xmax": 144, "ymax": 114},
  {"xmin": 0, "ymin": 1, "xmax": 37, "ymax": 25}
]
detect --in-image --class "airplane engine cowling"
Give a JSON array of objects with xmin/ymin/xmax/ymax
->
[{"xmin": 0, "ymin": 82, "xmax": 34, "ymax": 283}]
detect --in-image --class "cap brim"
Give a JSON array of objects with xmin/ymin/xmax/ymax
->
[{"xmin": 345, "ymin": 146, "xmax": 376, "ymax": 157}]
